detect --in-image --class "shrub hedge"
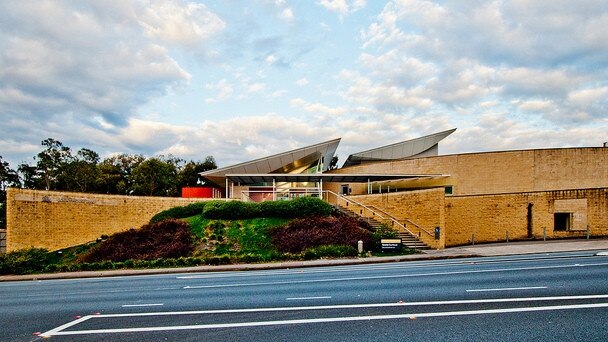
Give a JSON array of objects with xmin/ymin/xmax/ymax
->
[
  {"xmin": 80, "ymin": 219, "xmax": 195, "ymax": 262},
  {"xmin": 202, "ymin": 197, "xmax": 332, "ymax": 220},
  {"xmin": 0, "ymin": 248, "xmax": 53, "ymax": 275},
  {"xmin": 150, "ymin": 202, "xmax": 208, "ymax": 223},
  {"xmin": 302, "ymin": 245, "xmax": 358, "ymax": 260},
  {"xmin": 269, "ymin": 216, "xmax": 373, "ymax": 253}
]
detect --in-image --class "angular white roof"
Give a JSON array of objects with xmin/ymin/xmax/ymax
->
[
  {"xmin": 342, "ymin": 128, "xmax": 456, "ymax": 168},
  {"xmin": 200, "ymin": 138, "xmax": 340, "ymax": 186}
]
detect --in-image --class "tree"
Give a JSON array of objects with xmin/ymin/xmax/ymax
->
[
  {"xmin": 1, "ymin": 156, "xmax": 20, "ymax": 228},
  {"xmin": 17, "ymin": 163, "xmax": 41, "ymax": 189},
  {"xmin": 35, "ymin": 138, "xmax": 73, "ymax": 190},
  {"xmin": 61, "ymin": 148, "xmax": 101, "ymax": 192},
  {"xmin": 0, "ymin": 156, "xmax": 20, "ymax": 191},
  {"xmin": 97, "ymin": 154, "xmax": 145, "ymax": 194},
  {"xmin": 131, "ymin": 156, "xmax": 180, "ymax": 196},
  {"xmin": 177, "ymin": 156, "xmax": 217, "ymax": 188}
]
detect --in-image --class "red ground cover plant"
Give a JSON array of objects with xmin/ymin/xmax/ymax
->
[
  {"xmin": 269, "ymin": 216, "xmax": 373, "ymax": 253},
  {"xmin": 80, "ymin": 219, "xmax": 194, "ymax": 262}
]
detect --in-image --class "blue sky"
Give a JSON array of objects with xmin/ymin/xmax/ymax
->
[{"xmin": 1, "ymin": 0, "xmax": 607, "ymax": 169}]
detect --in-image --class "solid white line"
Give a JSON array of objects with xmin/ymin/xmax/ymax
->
[
  {"xmin": 286, "ymin": 296, "xmax": 332, "ymax": 301},
  {"xmin": 40, "ymin": 315, "xmax": 92, "ymax": 337},
  {"xmin": 41, "ymin": 302, "xmax": 608, "ymax": 336},
  {"xmin": 175, "ymin": 255, "xmax": 603, "ymax": 280},
  {"xmin": 122, "ymin": 303, "xmax": 164, "ymax": 307},
  {"xmin": 182, "ymin": 262, "xmax": 608, "ymax": 289},
  {"xmin": 466, "ymin": 286, "xmax": 547, "ymax": 292},
  {"xmin": 45, "ymin": 294, "xmax": 608, "ymax": 320}
]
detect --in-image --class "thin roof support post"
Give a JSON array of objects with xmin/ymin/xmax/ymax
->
[
  {"xmin": 319, "ymin": 178, "xmax": 323, "ymax": 198},
  {"xmin": 225, "ymin": 178, "xmax": 228, "ymax": 199},
  {"xmin": 367, "ymin": 179, "xmax": 371, "ymax": 194},
  {"xmin": 273, "ymin": 178, "xmax": 276, "ymax": 201}
]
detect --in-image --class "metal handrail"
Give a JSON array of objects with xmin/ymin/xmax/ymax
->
[
  {"xmin": 368, "ymin": 205, "xmax": 433, "ymax": 237},
  {"xmin": 323, "ymin": 190, "xmax": 418, "ymax": 237}
]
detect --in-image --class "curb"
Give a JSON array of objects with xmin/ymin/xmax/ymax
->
[{"xmin": 0, "ymin": 252, "xmax": 479, "ymax": 282}]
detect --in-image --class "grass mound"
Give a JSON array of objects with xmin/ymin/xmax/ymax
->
[
  {"xmin": 80, "ymin": 219, "xmax": 194, "ymax": 262},
  {"xmin": 269, "ymin": 216, "xmax": 374, "ymax": 253}
]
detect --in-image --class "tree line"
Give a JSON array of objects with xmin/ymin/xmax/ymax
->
[{"xmin": 1, "ymin": 138, "xmax": 217, "ymax": 228}]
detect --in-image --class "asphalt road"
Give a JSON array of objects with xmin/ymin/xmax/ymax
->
[{"xmin": 1, "ymin": 251, "xmax": 607, "ymax": 341}]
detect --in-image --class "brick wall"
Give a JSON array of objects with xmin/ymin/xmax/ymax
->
[
  {"xmin": 6, "ymin": 188, "xmax": 209, "ymax": 252},
  {"xmin": 348, "ymin": 187, "xmax": 607, "ymax": 248},
  {"xmin": 445, "ymin": 188, "xmax": 608, "ymax": 246},
  {"xmin": 329, "ymin": 147, "xmax": 608, "ymax": 196}
]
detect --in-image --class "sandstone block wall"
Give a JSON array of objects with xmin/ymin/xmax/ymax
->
[
  {"xmin": 445, "ymin": 188, "xmax": 608, "ymax": 246},
  {"xmin": 348, "ymin": 187, "xmax": 607, "ymax": 249},
  {"xmin": 6, "ymin": 188, "xmax": 209, "ymax": 252},
  {"xmin": 329, "ymin": 147, "xmax": 608, "ymax": 196}
]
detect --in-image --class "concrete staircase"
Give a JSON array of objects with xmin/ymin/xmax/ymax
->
[{"xmin": 336, "ymin": 205, "xmax": 430, "ymax": 250}]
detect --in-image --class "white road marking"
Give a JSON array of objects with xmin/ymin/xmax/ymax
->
[
  {"xmin": 182, "ymin": 262, "xmax": 608, "ymax": 289},
  {"xmin": 122, "ymin": 303, "xmax": 164, "ymax": 307},
  {"xmin": 175, "ymin": 255, "xmax": 602, "ymax": 280},
  {"xmin": 286, "ymin": 296, "xmax": 331, "ymax": 301},
  {"xmin": 41, "ymin": 300, "xmax": 608, "ymax": 337},
  {"xmin": 466, "ymin": 286, "xmax": 547, "ymax": 292}
]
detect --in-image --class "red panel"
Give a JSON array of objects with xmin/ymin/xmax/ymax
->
[{"xmin": 181, "ymin": 187, "xmax": 215, "ymax": 198}]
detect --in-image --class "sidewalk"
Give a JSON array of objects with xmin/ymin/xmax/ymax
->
[
  {"xmin": 444, "ymin": 238, "xmax": 608, "ymax": 256},
  {"xmin": 2, "ymin": 238, "xmax": 607, "ymax": 282}
]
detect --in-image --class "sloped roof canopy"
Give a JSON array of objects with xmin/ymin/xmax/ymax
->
[
  {"xmin": 342, "ymin": 128, "xmax": 456, "ymax": 168},
  {"xmin": 200, "ymin": 138, "xmax": 340, "ymax": 187},
  {"xmin": 224, "ymin": 173, "xmax": 443, "ymax": 185}
]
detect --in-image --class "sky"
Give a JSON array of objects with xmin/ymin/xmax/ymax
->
[{"xmin": 1, "ymin": 0, "xmax": 607, "ymax": 169}]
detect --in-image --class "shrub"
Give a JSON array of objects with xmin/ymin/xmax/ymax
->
[
  {"xmin": 150, "ymin": 202, "xmax": 208, "ymax": 223},
  {"xmin": 202, "ymin": 197, "xmax": 332, "ymax": 220},
  {"xmin": 303, "ymin": 245, "xmax": 358, "ymax": 260},
  {"xmin": 269, "ymin": 216, "xmax": 373, "ymax": 253},
  {"xmin": 203, "ymin": 201, "xmax": 261, "ymax": 220},
  {"xmin": 0, "ymin": 248, "xmax": 53, "ymax": 275},
  {"xmin": 288, "ymin": 196, "xmax": 332, "ymax": 217},
  {"xmin": 80, "ymin": 219, "xmax": 194, "ymax": 263}
]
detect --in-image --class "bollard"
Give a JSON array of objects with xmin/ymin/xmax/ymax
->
[
  {"xmin": 506, "ymin": 231, "xmax": 509, "ymax": 243},
  {"xmin": 471, "ymin": 234, "xmax": 475, "ymax": 245},
  {"xmin": 543, "ymin": 227, "xmax": 546, "ymax": 241},
  {"xmin": 586, "ymin": 226, "xmax": 590, "ymax": 240},
  {"xmin": 358, "ymin": 240, "xmax": 363, "ymax": 254}
]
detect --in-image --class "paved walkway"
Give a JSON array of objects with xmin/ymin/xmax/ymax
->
[
  {"xmin": 443, "ymin": 238, "xmax": 608, "ymax": 256},
  {"xmin": 2, "ymin": 238, "xmax": 607, "ymax": 282}
]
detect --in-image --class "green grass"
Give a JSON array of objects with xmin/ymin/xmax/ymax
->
[{"xmin": 185, "ymin": 215, "xmax": 289, "ymax": 259}]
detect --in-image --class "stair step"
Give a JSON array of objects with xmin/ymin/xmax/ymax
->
[{"xmin": 334, "ymin": 203, "xmax": 431, "ymax": 250}]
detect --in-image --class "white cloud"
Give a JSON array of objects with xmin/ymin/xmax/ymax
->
[
  {"xmin": 296, "ymin": 78, "xmax": 310, "ymax": 86},
  {"xmin": 290, "ymin": 98, "xmax": 348, "ymax": 116},
  {"xmin": 280, "ymin": 8, "xmax": 295, "ymax": 21},
  {"xmin": 205, "ymin": 79, "xmax": 234, "ymax": 101},
  {"xmin": 318, "ymin": 0, "xmax": 366, "ymax": 19},
  {"xmin": 137, "ymin": 0, "xmax": 225, "ymax": 47},
  {"xmin": 247, "ymin": 82, "xmax": 266, "ymax": 94},
  {"xmin": 0, "ymin": 0, "xmax": 226, "ymax": 130},
  {"xmin": 567, "ymin": 87, "xmax": 608, "ymax": 106}
]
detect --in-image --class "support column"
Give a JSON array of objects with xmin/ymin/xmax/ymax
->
[
  {"xmin": 319, "ymin": 179, "xmax": 323, "ymax": 198},
  {"xmin": 273, "ymin": 178, "xmax": 276, "ymax": 201}
]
